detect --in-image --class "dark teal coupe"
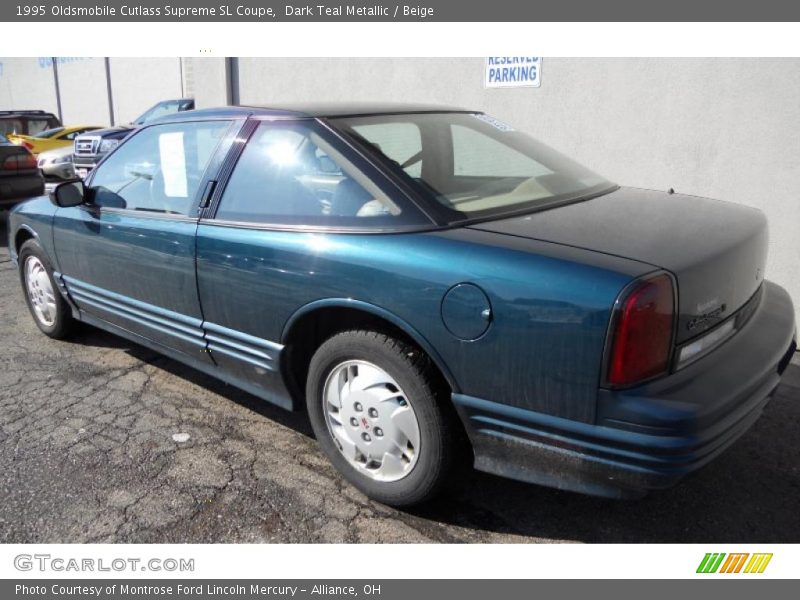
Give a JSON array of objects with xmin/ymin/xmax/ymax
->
[{"xmin": 7, "ymin": 104, "xmax": 796, "ymax": 505}]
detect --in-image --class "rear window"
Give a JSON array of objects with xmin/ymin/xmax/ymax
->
[
  {"xmin": 25, "ymin": 118, "xmax": 54, "ymax": 136},
  {"xmin": 34, "ymin": 127, "xmax": 65, "ymax": 139},
  {"xmin": 333, "ymin": 112, "xmax": 614, "ymax": 221}
]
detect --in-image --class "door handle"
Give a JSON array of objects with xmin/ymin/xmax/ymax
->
[{"xmin": 198, "ymin": 180, "xmax": 217, "ymax": 210}]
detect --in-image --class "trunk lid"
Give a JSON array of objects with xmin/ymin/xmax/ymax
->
[{"xmin": 469, "ymin": 187, "xmax": 768, "ymax": 343}]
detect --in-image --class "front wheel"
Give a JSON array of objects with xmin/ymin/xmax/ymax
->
[
  {"xmin": 306, "ymin": 330, "xmax": 460, "ymax": 506},
  {"xmin": 18, "ymin": 238, "xmax": 74, "ymax": 339}
]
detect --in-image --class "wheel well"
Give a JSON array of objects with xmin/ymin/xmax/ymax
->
[
  {"xmin": 281, "ymin": 306, "xmax": 454, "ymax": 409},
  {"xmin": 14, "ymin": 228, "xmax": 35, "ymax": 255}
]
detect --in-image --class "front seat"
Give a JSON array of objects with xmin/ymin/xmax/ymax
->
[{"xmin": 330, "ymin": 177, "xmax": 374, "ymax": 217}]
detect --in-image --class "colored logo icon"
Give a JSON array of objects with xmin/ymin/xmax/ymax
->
[{"xmin": 697, "ymin": 553, "xmax": 773, "ymax": 574}]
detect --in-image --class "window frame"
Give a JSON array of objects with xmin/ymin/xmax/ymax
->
[
  {"xmin": 201, "ymin": 116, "xmax": 437, "ymax": 234},
  {"xmin": 83, "ymin": 117, "xmax": 243, "ymax": 221}
]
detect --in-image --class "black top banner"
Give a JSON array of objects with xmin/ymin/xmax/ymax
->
[{"xmin": 3, "ymin": 0, "xmax": 800, "ymax": 22}]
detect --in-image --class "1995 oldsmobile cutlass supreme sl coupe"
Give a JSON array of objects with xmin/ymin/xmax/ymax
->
[{"xmin": 8, "ymin": 105, "xmax": 797, "ymax": 506}]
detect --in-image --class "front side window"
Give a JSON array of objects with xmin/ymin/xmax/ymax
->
[
  {"xmin": 214, "ymin": 120, "xmax": 416, "ymax": 228},
  {"xmin": 334, "ymin": 112, "xmax": 614, "ymax": 221},
  {"xmin": 89, "ymin": 120, "xmax": 230, "ymax": 216}
]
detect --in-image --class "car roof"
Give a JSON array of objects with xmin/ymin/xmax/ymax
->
[
  {"xmin": 0, "ymin": 110, "xmax": 58, "ymax": 117},
  {"xmin": 150, "ymin": 103, "xmax": 476, "ymax": 123}
]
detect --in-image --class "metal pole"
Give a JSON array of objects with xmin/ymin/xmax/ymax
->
[
  {"xmin": 51, "ymin": 57, "xmax": 63, "ymax": 122},
  {"xmin": 225, "ymin": 57, "xmax": 240, "ymax": 106},
  {"xmin": 179, "ymin": 57, "xmax": 185, "ymax": 98},
  {"xmin": 104, "ymin": 57, "xmax": 115, "ymax": 126}
]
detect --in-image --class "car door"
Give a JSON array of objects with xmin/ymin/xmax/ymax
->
[
  {"xmin": 195, "ymin": 118, "xmax": 428, "ymax": 408},
  {"xmin": 52, "ymin": 118, "xmax": 238, "ymax": 362}
]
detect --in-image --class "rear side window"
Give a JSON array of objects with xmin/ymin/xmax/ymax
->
[
  {"xmin": 89, "ymin": 120, "xmax": 230, "ymax": 216},
  {"xmin": 214, "ymin": 120, "xmax": 420, "ymax": 228}
]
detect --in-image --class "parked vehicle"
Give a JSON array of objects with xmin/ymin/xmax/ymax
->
[
  {"xmin": 8, "ymin": 105, "xmax": 796, "ymax": 506},
  {"xmin": 0, "ymin": 134, "xmax": 44, "ymax": 208},
  {"xmin": 72, "ymin": 98, "xmax": 194, "ymax": 178},
  {"xmin": 0, "ymin": 110, "xmax": 61, "ymax": 137},
  {"xmin": 8, "ymin": 125, "xmax": 103, "ymax": 156},
  {"xmin": 37, "ymin": 146, "xmax": 75, "ymax": 181}
]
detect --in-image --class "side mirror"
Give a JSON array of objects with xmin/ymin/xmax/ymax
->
[{"xmin": 50, "ymin": 180, "xmax": 86, "ymax": 208}]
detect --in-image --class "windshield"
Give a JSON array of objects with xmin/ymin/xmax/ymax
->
[
  {"xmin": 134, "ymin": 100, "xmax": 192, "ymax": 125},
  {"xmin": 0, "ymin": 134, "xmax": 8, "ymax": 144},
  {"xmin": 34, "ymin": 126, "xmax": 65, "ymax": 139},
  {"xmin": 331, "ymin": 112, "xmax": 615, "ymax": 221}
]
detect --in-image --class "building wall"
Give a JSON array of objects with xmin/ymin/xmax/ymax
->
[
  {"xmin": 183, "ymin": 57, "xmax": 228, "ymax": 108},
  {"xmin": 236, "ymin": 57, "xmax": 800, "ymax": 326},
  {"xmin": 1, "ymin": 57, "xmax": 798, "ymax": 325},
  {"xmin": 0, "ymin": 57, "xmax": 184, "ymax": 126},
  {"xmin": 0, "ymin": 57, "xmax": 59, "ymax": 116},
  {"xmin": 55, "ymin": 58, "xmax": 109, "ymax": 125},
  {"xmin": 108, "ymin": 57, "xmax": 184, "ymax": 124}
]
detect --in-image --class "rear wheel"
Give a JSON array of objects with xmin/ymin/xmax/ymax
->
[
  {"xmin": 306, "ymin": 330, "xmax": 459, "ymax": 506},
  {"xmin": 18, "ymin": 239, "xmax": 74, "ymax": 339}
]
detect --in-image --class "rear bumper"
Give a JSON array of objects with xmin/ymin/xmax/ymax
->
[
  {"xmin": 0, "ymin": 174, "xmax": 44, "ymax": 205},
  {"xmin": 454, "ymin": 280, "xmax": 796, "ymax": 498}
]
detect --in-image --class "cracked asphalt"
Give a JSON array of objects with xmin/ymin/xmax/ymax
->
[{"xmin": 0, "ymin": 212, "xmax": 798, "ymax": 544}]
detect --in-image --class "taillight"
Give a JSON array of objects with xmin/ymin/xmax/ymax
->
[
  {"xmin": 1, "ymin": 153, "xmax": 38, "ymax": 171},
  {"xmin": 17, "ymin": 153, "xmax": 37, "ymax": 170},
  {"xmin": 605, "ymin": 273, "xmax": 676, "ymax": 387},
  {"xmin": 22, "ymin": 141, "xmax": 34, "ymax": 151}
]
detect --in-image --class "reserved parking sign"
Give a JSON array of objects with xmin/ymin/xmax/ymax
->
[{"xmin": 485, "ymin": 57, "xmax": 541, "ymax": 87}]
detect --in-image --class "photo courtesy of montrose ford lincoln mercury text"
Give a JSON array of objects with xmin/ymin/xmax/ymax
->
[{"xmin": 7, "ymin": 104, "xmax": 796, "ymax": 506}]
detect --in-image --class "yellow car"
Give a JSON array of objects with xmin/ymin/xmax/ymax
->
[{"xmin": 7, "ymin": 125, "xmax": 103, "ymax": 156}]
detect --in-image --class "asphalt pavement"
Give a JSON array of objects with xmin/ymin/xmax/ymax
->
[{"xmin": 1, "ymin": 211, "xmax": 798, "ymax": 543}]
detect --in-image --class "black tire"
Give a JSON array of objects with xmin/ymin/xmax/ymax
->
[
  {"xmin": 306, "ymin": 330, "xmax": 460, "ymax": 507},
  {"xmin": 18, "ymin": 238, "xmax": 74, "ymax": 339}
]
